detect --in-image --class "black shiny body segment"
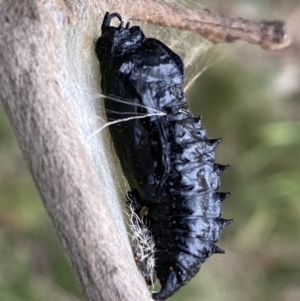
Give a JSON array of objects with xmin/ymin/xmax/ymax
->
[{"xmin": 95, "ymin": 12, "xmax": 232, "ymax": 301}]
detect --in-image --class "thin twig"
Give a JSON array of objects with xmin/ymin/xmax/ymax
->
[{"xmin": 129, "ymin": 0, "xmax": 291, "ymax": 50}]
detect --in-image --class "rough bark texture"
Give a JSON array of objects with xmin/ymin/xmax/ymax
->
[
  {"xmin": 0, "ymin": 1, "xmax": 151, "ymax": 301},
  {"xmin": 131, "ymin": 0, "xmax": 291, "ymax": 50},
  {"xmin": 0, "ymin": 1, "xmax": 290, "ymax": 301}
]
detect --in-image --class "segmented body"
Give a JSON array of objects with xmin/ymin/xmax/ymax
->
[{"xmin": 95, "ymin": 12, "xmax": 232, "ymax": 300}]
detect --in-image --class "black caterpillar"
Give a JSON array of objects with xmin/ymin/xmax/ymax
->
[{"xmin": 95, "ymin": 12, "xmax": 232, "ymax": 301}]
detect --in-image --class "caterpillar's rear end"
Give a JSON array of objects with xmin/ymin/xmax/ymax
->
[{"xmin": 95, "ymin": 12, "xmax": 232, "ymax": 301}]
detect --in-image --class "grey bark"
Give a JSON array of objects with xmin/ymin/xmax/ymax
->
[{"xmin": 0, "ymin": 1, "xmax": 150, "ymax": 301}]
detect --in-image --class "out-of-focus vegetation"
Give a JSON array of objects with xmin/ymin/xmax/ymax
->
[
  {"xmin": 0, "ymin": 111, "xmax": 82, "ymax": 300},
  {"xmin": 171, "ymin": 1, "xmax": 300, "ymax": 301},
  {"xmin": 0, "ymin": 1, "xmax": 299, "ymax": 301}
]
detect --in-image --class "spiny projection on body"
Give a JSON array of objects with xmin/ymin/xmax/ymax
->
[{"xmin": 95, "ymin": 12, "xmax": 233, "ymax": 300}]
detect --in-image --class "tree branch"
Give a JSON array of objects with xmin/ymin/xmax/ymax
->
[
  {"xmin": 0, "ymin": 1, "xmax": 151, "ymax": 301},
  {"xmin": 130, "ymin": 0, "xmax": 291, "ymax": 50}
]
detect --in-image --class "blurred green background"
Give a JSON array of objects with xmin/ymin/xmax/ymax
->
[{"xmin": 1, "ymin": 1, "xmax": 300, "ymax": 301}]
